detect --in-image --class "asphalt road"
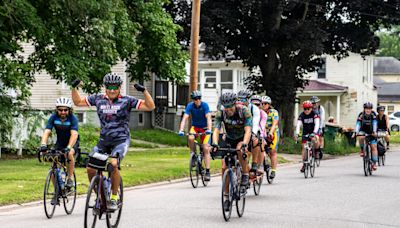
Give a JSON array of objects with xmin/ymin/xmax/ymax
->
[{"xmin": 1, "ymin": 149, "xmax": 400, "ymax": 228}]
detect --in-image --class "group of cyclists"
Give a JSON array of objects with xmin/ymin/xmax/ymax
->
[{"xmin": 38, "ymin": 71, "xmax": 392, "ymax": 221}]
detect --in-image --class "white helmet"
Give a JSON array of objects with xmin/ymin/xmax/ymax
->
[
  {"xmin": 56, "ymin": 97, "xmax": 72, "ymax": 108},
  {"xmin": 261, "ymin": 96, "xmax": 272, "ymax": 104}
]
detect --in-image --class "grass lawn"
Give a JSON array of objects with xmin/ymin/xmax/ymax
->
[
  {"xmin": 131, "ymin": 129, "xmax": 187, "ymax": 146},
  {"xmin": 389, "ymin": 132, "xmax": 400, "ymax": 144},
  {"xmin": 0, "ymin": 147, "xmax": 287, "ymax": 206}
]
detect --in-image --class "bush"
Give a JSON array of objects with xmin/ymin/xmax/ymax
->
[
  {"xmin": 279, "ymin": 137, "xmax": 302, "ymax": 154},
  {"xmin": 79, "ymin": 124, "xmax": 100, "ymax": 151}
]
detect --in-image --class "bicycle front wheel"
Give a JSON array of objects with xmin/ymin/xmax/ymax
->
[
  {"xmin": 310, "ymin": 154, "xmax": 316, "ymax": 178},
  {"xmin": 221, "ymin": 169, "xmax": 233, "ymax": 221},
  {"xmin": 84, "ymin": 175, "xmax": 100, "ymax": 228},
  {"xmin": 264, "ymin": 156, "xmax": 273, "ymax": 184},
  {"xmin": 235, "ymin": 166, "xmax": 245, "ymax": 217},
  {"xmin": 44, "ymin": 169, "xmax": 57, "ymax": 219},
  {"xmin": 63, "ymin": 171, "xmax": 77, "ymax": 214},
  {"xmin": 189, "ymin": 153, "xmax": 199, "ymax": 188},
  {"xmin": 200, "ymin": 154, "xmax": 209, "ymax": 187},
  {"xmin": 106, "ymin": 177, "xmax": 124, "ymax": 228}
]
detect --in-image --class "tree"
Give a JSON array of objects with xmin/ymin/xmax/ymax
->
[
  {"xmin": 0, "ymin": 0, "xmax": 187, "ymax": 146},
  {"xmin": 377, "ymin": 26, "xmax": 400, "ymax": 59},
  {"xmin": 169, "ymin": 0, "xmax": 400, "ymax": 136}
]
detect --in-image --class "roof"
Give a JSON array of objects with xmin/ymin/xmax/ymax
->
[
  {"xmin": 374, "ymin": 57, "xmax": 400, "ymax": 75},
  {"xmin": 303, "ymin": 80, "xmax": 347, "ymax": 91},
  {"xmin": 374, "ymin": 81, "xmax": 400, "ymax": 96}
]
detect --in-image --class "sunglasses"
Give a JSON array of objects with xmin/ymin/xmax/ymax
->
[
  {"xmin": 106, "ymin": 85, "xmax": 120, "ymax": 90},
  {"xmin": 262, "ymin": 102, "xmax": 270, "ymax": 105},
  {"xmin": 304, "ymin": 108, "xmax": 312, "ymax": 111},
  {"xmin": 57, "ymin": 108, "xmax": 69, "ymax": 112},
  {"xmin": 193, "ymin": 97, "xmax": 201, "ymax": 101},
  {"xmin": 253, "ymin": 103, "xmax": 261, "ymax": 106},
  {"xmin": 238, "ymin": 98, "xmax": 248, "ymax": 102}
]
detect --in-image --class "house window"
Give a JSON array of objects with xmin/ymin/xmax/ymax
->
[
  {"xmin": 204, "ymin": 71, "xmax": 216, "ymax": 89},
  {"xmin": 138, "ymin": 113, "xmax": 144, "ymax": 126},
  {"xmin": 388, "ymin": 106, "xmax": 395, "ymax": 115},
  {"xmin": 176, "ymin": 85, "xmax": 189, "ymax": 105},
  {"xmin": 221, "ymin": 70, "xmax": 233, "ymax": 93},
  {"xmin": 317, "ymin": 57, "xmax": 326, "ymax": 79},
  {"xmin": 76, "ymin": 112, "xmax": 85, "ymax": 123}
]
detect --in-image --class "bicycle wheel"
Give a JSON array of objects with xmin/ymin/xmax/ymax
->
[
  {"xmin": 378, "ymin": 156, "xmax": 381, "ymax": 166},
  {"xmin": 315, "ymin": 156, "xmax": 321, "ymax": 167},
  {"xmin": 221, "ymin": 169, "xmax": 233, "ymax": 222},
  {"xmin": 106, "ymin": 178, "xmax": 124, "ymax": 228},
  {"xmin": 382, "ymin": 154, "xmax": 385, "ymax": 166},
  {"xmin": 304, "ymin": 150, "xmax": 309, "ymax": 179},
  {"xmin": 84, "ymin": 175, "xmax": 100, "ymax": 228},
  {"xmin": 63, "ymin": 171, "xmax": 77, "ymax": 215},
  {"xmin": 235, "ymin": 165, "xmax": 245, "ymax": 218},
  {"xmin": 310, "ymin": 156, "xmax": 315, "ymax": 178},
  {"xmin": 44, "ymin": 169, "xmax": 57, "ymax": 219},
  {"xmin": 264, "ymin": 156, "xmax": 273, "ymax": 184},
  {"xmin": 368, "ymin": 146, "xmax": 373, "ymax": 175},
  {"xmin": 200, "ymin": 155, "xmax": 209, "ymax": 187},
  {"xmin": 189, "ymin": 153, "xmax": 199, "ymax": 188}
]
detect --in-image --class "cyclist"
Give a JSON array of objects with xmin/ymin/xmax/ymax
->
[
  {"xmin": 355, "ymin": 102, "xmax": 378, "ymax": 170},
  {"xmin": 71, "ymin": 73, "xmax": 155, "ymax": 210},
  {"xmin": 237, "ymin": 90, "xmax": 263, "ymax": 174},
  {"xmin": 261, "ymin": 95, "xmax": 280, "ymax": 179},
  {"xmin": 250, "ymin": 95, "xmax": 268, "ymax": 172},
  {"xmin": 295, "ymin": 101, "xmax": 320, "ymax": 173},
  {"xmin": 40, "ymin": 97, "xmax": 79, "ymax": 204},
  {"xmin": 377, "ymin": 106, "xmax": 390, "ymax": 149},
  {"xmin": 310, "ymin": 96, "xmax": 325, "ymax": 159},
  {"xmin": 178, "ymin": 90, "xmax": 212, "ymax": 181},
  {"xmin": 211, "ymin": 92, "xmax": 252, "ymax": 209}
]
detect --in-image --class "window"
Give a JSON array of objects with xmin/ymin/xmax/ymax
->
[
  {"xmin": 76, "ymin": 112, "xmax": 85, "ymax": 123},
  {"xmin": 392, "ymin": 110, "xmax": 400, "ymax": 117},
  {"xmin": 138, "ymin": 113, "xmax": 144, "ymax": 126},
  {"xmin": 317, "ymin": 57, "xmax": 326, "ymax": 79},
  {"xmin": 221, "ymin": 70, "xmax": 233, "ymax": 93},
  {"xmin": 204, "ymin": 71, "xmax": 216, "ymax": 89},
  {"xmin": 176, "ymin": 85, "xmax": 189, "ymax": 105}
]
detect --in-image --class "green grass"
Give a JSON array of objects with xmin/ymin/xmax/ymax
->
[
  {"xmin": 389, "ymin": 132, "xmax": 400, "ymax": 144},
  {"xmin": 131, "ymin": 129, "xmax": 187, "ymax": 146}
]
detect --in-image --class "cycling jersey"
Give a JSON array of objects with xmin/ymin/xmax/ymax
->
[
  {"xmin": 46, "ymin": 113, "xmax": 79, "ymax": 147},
  {"xmin": 214, "ymin": 104, "xmax": 252, "ymax": 140},
  {"xmin": 377, "ymin": 114, "xmax": 388, "ymax": 130},
  {"xmin": 266, "ymin": 108, "xmax": 280, "ymax": 134},
  {"xmin": 296, "ymin": 111, "xmax": 320, "ymax": 136},
  {"xmin": 184, "ymin": 101, "xmax": 210, "ymax": 128},
  {"xmin": 313, "ymin": 105, "xmax": 325, "ymax": 128},
  {"xmin": 356, "ymin": 111, "xmax": 377, "ymax": 134},
  {"xmin": 85, "ymin": 94, "xmax": 141, "ymax": 140},
  {"xmin": 258, "ymin": 109, "xmax": 267, "ymax": 138},
  {"xmin": 249, "ymin": 103, "xmax": 260, "ymax": 135}
]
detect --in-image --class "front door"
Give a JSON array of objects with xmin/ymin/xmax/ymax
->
[{"xmin": 201, "ymin": 70, "xmax": 219, "ymax": 111}]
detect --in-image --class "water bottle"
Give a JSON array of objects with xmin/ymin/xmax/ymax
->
[
  {"xmin": 56, "ymin": 169, "xmax": 64, "ymax": 190},
  {"xmin": 103, "ymin": 176, "xmax": 111, "ymax": 199}
]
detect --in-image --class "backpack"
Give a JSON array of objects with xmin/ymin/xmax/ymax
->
[{"xmin": 377, "ymin": 140, "xmax": 386, "ymax": 156}]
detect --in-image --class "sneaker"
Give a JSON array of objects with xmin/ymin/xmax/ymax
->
[
  {"xmin": 300, "ymin": 165, "xmax": 305, "ymax": 173},
  {"xmin": 319, "ymin": 149, "xmax": 323, "ymax": 159},
  {"xmin": 109, "ymin": 199, "xmax": 118, "ymax": 211},
  {"xmin": 359, "ymin": 150, "xmax": 365, "ymax": 157},
  {"xmin": 50, "ymin": 197, "xmax": 59, "ymax": 205},
  {"xmin": 223, "ymin": 200, "xmax": 230, "ymax": 212},
  {"xmin": 270, "ymin": 170, "xmax": 276, "ymax": 179},
  {"xmin": 204, "ymin": 171, "xmax": 211, "ymax": 181},
  {"xmin": 241, "ymin": 174, "xmax": 249, "ymax": 187},
  {"xmin": 372, "ymin": 163, "xmax": 377, "ymax": 171},
  {"xmin": 66, "ymin": 178, "xmax": 74, "ymax": 189}
]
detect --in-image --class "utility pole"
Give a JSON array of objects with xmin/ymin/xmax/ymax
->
[{"xmin": 189, "ymin": 0, "xmax": 201, "ymax": 96}]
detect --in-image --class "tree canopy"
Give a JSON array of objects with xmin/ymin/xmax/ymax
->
[
  {"xmin": 377, "ymin": 26, "xmax": 400, "ymax": 59},
  {"xmin": 0, "ymin": 0, "xmax": 187, "ymax": 145},
  {"xmin": 169, "ymin": 0, "xmax": 400, "ymax": 135}
]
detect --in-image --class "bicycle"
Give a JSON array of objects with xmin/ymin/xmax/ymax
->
[
  {"xmin": 356, "ymin": 132, "xmax": 374, "ymax": 176},
  {"xmin": 377, "ymin": 130, "xmax": 387, "ymax": 166},
  {"xmin": 302, "ymin": 134, "xmax": 317, "ymax": 179},
  {"xmin": 84, "ymin": 153, "xmax": 123, "ymax": 228},
  {"xmin": 38, "ymin": 149, "xmax": 77, "ymax": 219},
  {"xmin": 248, "ymin": 133, "xmax": 264, "ymax": 195},
  {"xmin": 187, "ymin": 132, "xmax": 209, "ymax": 188},
  {"xmin": 212, "ymin": 146, "xmax": 246, "ymax": 222},
  {"xmin": 263, "ymin": 139, "xmax": 274, "ymax": 184}
]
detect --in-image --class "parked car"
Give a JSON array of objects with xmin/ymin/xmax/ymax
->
[{"xmin": 389, "ymin": 111, "xmax": 400, "ymax": 132}]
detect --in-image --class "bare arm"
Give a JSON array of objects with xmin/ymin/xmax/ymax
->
[
  {"xmin": 270, "ymin": 119, "xmax": 279, "ymax": 135},
  {"xmin": 72, "ymin": 88, "xmax": 88, "ymax": 107},
  {"xmin": 212, "ymin": 128, "xmax": 220, "ymax": 145},
  {"xmin": 67, "ymin": 130, "xmax": 78, "ymax": 148},
  {"xmin": 40, "ymin": 129, "xmax": 52, "ymax": 145},
  {"xmin": 138, "ymin": 90, "xmax": 155, "ymax": 111},
  {"xmin": 179, "ymin": 114, "xmax": 190, "ymax": 132},
  {"xmin": 386, "ymin": 115, "xmax": 390, "ymax": 130},
  {"xmin": 243, "ymin": 126, "xmax": 252, "ymax": 145},
  {"xmin": 206, "ymin": 113, "xmax": 212, "ymax": 131}
]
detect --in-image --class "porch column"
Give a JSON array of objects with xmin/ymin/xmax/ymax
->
[
  {"xmin": 294, "ymin": 95, "xmax": 299, "ymax": 127},
  {"xmin": 336, "ymin": 95, "xmax": 341, "ymax": 124}
]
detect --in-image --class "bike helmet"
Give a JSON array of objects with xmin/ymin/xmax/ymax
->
[
  {"xmin": 237, "ymin": 89, "xmax": 252, "ymax": 99},
  {"xmin": 310, "ymin": 96, "xmax": 320, "ymax": 104},
  {"xmin": 363, "ymin": 102, "xmax": 373, "ymax": 109},
  {"xmin": 303, "ymin": 100, "xmax": 313, "ymax": 109},
  {"xmin": 377, "ymin": 106, "xmax": 385, "ymax": 112},
  {"xmin": 220, "ymin": 92, "xmax": 238, "ymax": 107},
  {"xmin": 190, "ymin": 90, "xmax": 202, "ymax": 99},
  {"xmin": 103, "ymin": 73, "xmax": 123, "ymax": 86},
  {"xmin": 250, "ymin": 95, "xmax": 261, "ymax": 103},
  {"xmin": 261, "ymin": 96, "xmax": 272, "ymax": 104},
  {"xmin": 56, "ymin": 97, "xmax": 72, "ymax": 108}
]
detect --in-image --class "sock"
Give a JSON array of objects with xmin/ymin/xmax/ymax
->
[
  {"xmin": 111, "ymin": 194, "xmax": 118, "ymax": 201},
  {"xmin": 372, "ymin": 156, "xmax": 378, "ymax": 163},
  {"xmin": 271, "ymin": 169, "xmax": 276, "ymax": 172},
  {"xmin": 206, "ymin": 168, "xmax": 210, "ymax": 173}
]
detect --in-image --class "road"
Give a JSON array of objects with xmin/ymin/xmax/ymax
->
[{"xmin": 1, "ymin": 149, "xmax": 400, "ymax": 228}]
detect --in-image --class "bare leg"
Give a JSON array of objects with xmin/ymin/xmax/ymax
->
[
  {"xmin": 110, "ymin": 158, "xmax": 120, "ymax": 195},
  {"xmin": 67, "ymin": 149, "xmax": 75, "ymax": 179}
]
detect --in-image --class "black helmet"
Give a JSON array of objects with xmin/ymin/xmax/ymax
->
[
  {"xmin": 310, "ymin": 96, "xmax": 320, "ymax": 104},
  {"xmin": 237, "ymin": 90, "xmax": 252, "ymax": 99},
  {"xmin": 220, "ymin": 92, "xmax": 237, "ymax": 107},
  {"xmin": 377, "ymin": 106, "xmax": 385, "ymax": 112},
  {"xmin": 190, "ymin": 90, "xmax": 202, "ymax": 99},
  {"xmin": 363, "ymin": 102, "xmax": 373, "ymax": 109},
  {"xmin": 103, "ymin": 73, "xmax": 122, "ymax": 86}
]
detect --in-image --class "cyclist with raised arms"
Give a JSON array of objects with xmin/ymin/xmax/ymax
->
[
  {"xmin": 40, "ymin": 97, "xmax": 79, "ymax": 204},
  {"xmin": 212, "ymin": 92, "xmax": 252, "ymax": 200},
  {"xmin": 261, "ymin": 95, "xmax": 280, "ymax": 179},
  {"xmin": 295, "ymin": 101, "xmax": 320, "ymax": 173},
  {"xmin": 310, "ymin": 96, "xmax": 325, "ymax": 159},
  {"xmin": 355, "ymin": 102, "xmax": 378, "ymax": 171},
  {"xmin": 71, "ymin": 73, "xmax": 155, "ymax": 210},
  {"xmin": 236, "ymin": 90, "xmax": 263, "ymax": 174},
  {"xmin": 376, "ymin": 106, "xmax": 390, "ymax": 149},
  {"xmin": 178, "ymin": 90, "xmax": 212, "ymax": 181}
]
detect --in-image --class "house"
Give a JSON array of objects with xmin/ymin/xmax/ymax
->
[
  {"xmin": 373, "ymin": 56, "xmax": 400, "ymax": 114},
  {"xmin": 295, "ymin": 53, "xmax": 377, "ymax": 128}
]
